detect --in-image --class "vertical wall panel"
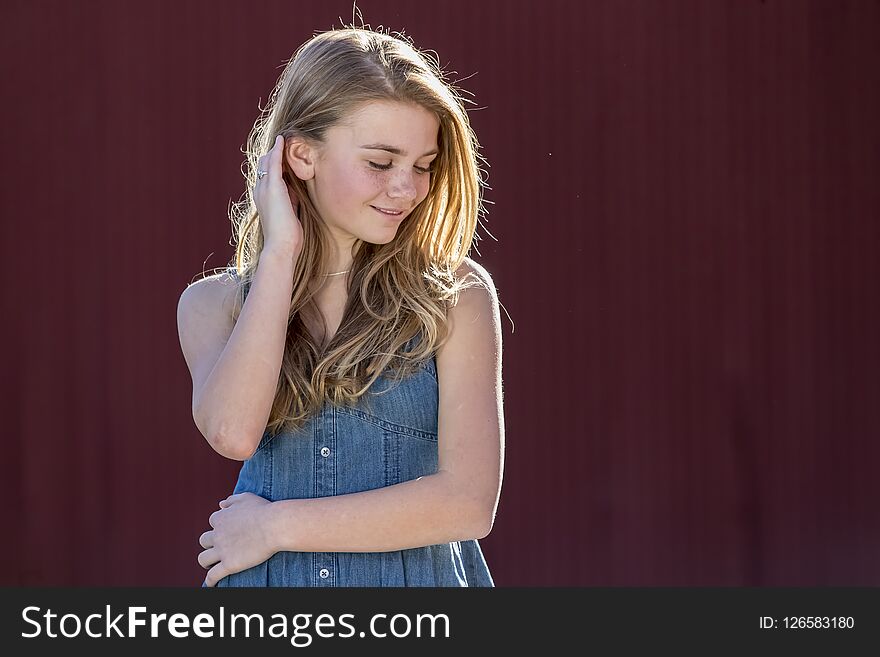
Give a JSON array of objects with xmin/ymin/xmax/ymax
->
[{"xmin": 1, "ymin": 0, "xmax": 877, "ymax": 585}]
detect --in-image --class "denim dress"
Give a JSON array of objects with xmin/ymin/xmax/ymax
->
[{"xmin": 204, "ymin": 333, "xmax": 494, "ymax": 587}]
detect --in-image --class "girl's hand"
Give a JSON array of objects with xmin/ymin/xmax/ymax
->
[
  {"xmin": 254, "ymin": 134, "xmax": 304, "ymax": 256},
  {"xmin": 198, "ymin": 492, "xmax": 277, "ymax": 587}
]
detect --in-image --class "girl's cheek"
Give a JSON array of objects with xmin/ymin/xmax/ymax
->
[{"xmin": 361, "ymin": 168, "xmax": 390, "ymax": 192}]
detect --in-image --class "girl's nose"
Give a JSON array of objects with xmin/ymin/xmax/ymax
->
[{"xmin": 388, "ymin": 170, "xmax": 418, "ymax": 201}]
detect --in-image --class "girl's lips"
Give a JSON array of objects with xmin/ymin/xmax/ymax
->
[{"xmin": 371, "ymin": 206, "xmax": 404, "ymax": 217}]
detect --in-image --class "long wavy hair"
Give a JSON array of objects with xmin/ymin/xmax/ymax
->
[{"xmin": 208, "ymin": 27, "xmax": 490, "ymax": 437}]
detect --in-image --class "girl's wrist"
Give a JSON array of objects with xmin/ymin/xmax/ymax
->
[{"xmin": 263, "ymin": 499, "xmax": 293, "ymax": 553}]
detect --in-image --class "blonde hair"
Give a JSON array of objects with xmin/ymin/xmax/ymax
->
[{"xmin": 218, "ymin": 26, "xmax": 489, "ymax": 436}]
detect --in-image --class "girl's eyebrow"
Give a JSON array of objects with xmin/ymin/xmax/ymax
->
[{"xmin": 360, "ymin": 143, "xmax": 439, "ymax": 157}]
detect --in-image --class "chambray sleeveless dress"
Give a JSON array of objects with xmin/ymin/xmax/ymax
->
[{"xmin": 204, "ymin": 332, "xmax": 494, "ymax": 587}]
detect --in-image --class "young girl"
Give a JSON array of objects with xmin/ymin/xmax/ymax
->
[{"xmin": 177, "ymin": 26, "xmax": 504, "ymax": 587}]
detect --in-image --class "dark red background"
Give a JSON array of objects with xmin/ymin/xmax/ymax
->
[{"xmin": 2, "ymin": 0, "xmax": 878, "ymax": 585}]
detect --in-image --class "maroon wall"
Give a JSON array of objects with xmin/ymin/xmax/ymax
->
[{"xmin": 2, "ymin": 0, "xmax": 878, "ymax": 585}]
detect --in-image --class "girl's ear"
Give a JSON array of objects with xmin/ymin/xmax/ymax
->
[{"xmin": 285, "ymin": 138, "xmax": 318, "ymax": 181}]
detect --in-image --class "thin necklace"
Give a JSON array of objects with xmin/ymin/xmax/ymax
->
[{"xmin": 323, "ymin": 269, "xmax": 350, "ymax": 277}]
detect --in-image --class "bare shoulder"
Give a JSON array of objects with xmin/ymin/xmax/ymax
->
[
  {"xmin": 453, "ymin": 256, "xmax": 496, "ymax": 293},
  {"xmin": 450, "ymin": 257, "xmax": 500, "ymax": 315},
  {"xmin": 455, "ymin": 258, "xmax": 498, "ymax": 301},
  {"xmin": 177, "ymin": 270, "xmax": 239, "ymax": 331},
  {"xmin": 438, "ymin": 257, "xmax": 502, "ymax": 359}
]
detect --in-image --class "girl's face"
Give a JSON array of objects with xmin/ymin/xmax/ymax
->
[{"xmin": 302, "ymin": 100, "xmax": 440, "ymax": 248}]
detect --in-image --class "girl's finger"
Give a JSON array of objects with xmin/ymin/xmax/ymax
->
[
  {"xmin": 274, "ymin": 134, "xmax": 284, "ymax": 168},
  {"xmin": 204, "ymin": 564, "xmax": 225, "ymax": 588},
  {"xmin": 268, "ymin": 134, "xmax": 280, "ymax": 154},
  {"xmin": 198, "ymin": 547, "xmax": 220, "ymax": 570}
]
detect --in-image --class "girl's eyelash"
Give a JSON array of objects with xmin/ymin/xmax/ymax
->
[{"xmin": 368, "ymin": 161, "xmax": 434, "ymax": 174}]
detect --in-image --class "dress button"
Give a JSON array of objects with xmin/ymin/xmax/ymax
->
[
  {"xmin": 319, "ymin": 568, "xmax": 330, "ymax": 579},
  {"xmin": 320, "ymin": 447, "xmax": 331, "ymax": 457}
]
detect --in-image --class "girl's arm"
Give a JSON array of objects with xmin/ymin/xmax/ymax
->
[
  {"xmin": 265, "ymin": 471, "xmax": 487, "ymax": 552},
  {"xmin": 177, "ymin": 244, "xmax": 297, "ymax": 461}
]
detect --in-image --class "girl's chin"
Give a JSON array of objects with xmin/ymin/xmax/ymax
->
[
  {"xmin": 352, "ymin": 228, "xmax": 399, "ymax": 246},
  {"xmin": 368, "ymin": 231, "xmax": 399, "ymax": 244}
]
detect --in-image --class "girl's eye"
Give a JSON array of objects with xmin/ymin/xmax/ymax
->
[{"xmin": 368, "ymin": 161, "xmax": 434, "ymax": 175}]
